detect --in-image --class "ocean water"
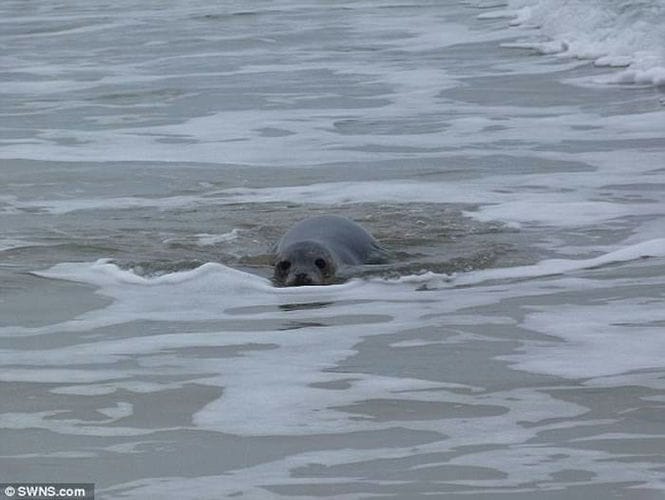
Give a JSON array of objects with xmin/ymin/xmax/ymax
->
[{"xmin": 2, "ymin": 1, "xmax": 665, "ymax": 498}]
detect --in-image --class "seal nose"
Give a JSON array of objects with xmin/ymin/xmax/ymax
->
[{"xmin": 292, "ymin": 272, "xmax": 313, "ymax": 286}]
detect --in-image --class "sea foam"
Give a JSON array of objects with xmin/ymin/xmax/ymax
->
[{"xmin": 495, "ymin": 0, "xmax": 665, "ymax": 86}]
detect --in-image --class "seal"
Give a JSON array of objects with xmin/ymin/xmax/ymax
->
[{"xmin": 273, "ymin": 215, "xmax": 388, "ymax": 286}]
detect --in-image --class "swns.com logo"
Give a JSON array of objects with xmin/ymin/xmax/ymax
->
[{"xmin": 1, "ymin": 484, "xmax": 93, "ymax": 500}]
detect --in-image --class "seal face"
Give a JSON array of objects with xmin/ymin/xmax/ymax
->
[
  {"xmin": 274, "ymin": 240, "xmax": 337, "ymax": 286},
  {"xmin": 273, "ymin": 215, "xmax": 387, "ymax": 287}
]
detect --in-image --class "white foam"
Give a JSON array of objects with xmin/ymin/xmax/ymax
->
[
  {"xmin": 9, "ymin": 194, "xmax": 202, "ymax": 215},
  {"xmin": 397, "ymin": 238, "xmax": 665, "ymax": 288},
  {"xmin": 97, "ymin": 402, "xmax": 133, "ymax": 420},
  {"xmin": 38, "ymin": 258, "xmax": 269, "ymax": 289},
  {"xmin": 497, "ymin": 0, "xmax": 665, "ymax": 87},
  {"xmin": 467, "ymin": 200, "xmax": 631, "ymax": 227},
  {"xmin": 3, "ymin": 2, "xmax": 665, "ymax": 492},
  {"xmin": 5, "ymin": 261, "xmax": 475, "ymax": 435},
  {"xmin": 49, "ymin": 381, "xmax": 183, "ymax": 396},
  {"xmin": 193, "ymin": 229, "xmax": 239, "ymax": 246},
  {"xmin": 7, "ymin": 238, "xmax": 659, "ymax": 344},
  {"xmin": 4, "ymin": 243, "xmax": 665, "ymax": 497},
  {"xmin": 103, "ymin": 387, "xmax": 593, "ymax": 495},
  {"xmin": 506, "ymin": 298, "xmax": 665, "ymax": 379}
]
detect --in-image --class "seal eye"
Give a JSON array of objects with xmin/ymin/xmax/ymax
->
[
  {"xmin": 277, "ymin": 261, "xmax": 291, "ymax": 272},
  {"xmin": 314, "ymin": 258, "xmax": 327, "ymax": 270}
]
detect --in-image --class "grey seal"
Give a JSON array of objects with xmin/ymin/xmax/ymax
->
[{"xmin": 273, "ymin": 215, "xmax": 388, "ymax": 286}]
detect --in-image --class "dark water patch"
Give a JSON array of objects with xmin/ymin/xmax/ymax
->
[
  {"xmin": 309, "ymin": 378, "xmax": 358, "ymax": 390},
  {"xmin": 0, "ymin": 272, "xmax": 111, "ymax": 328},
  {"xmin": 335, "ymin": 398, "xmax": 508, "ymax": 422},
  {"xmin": 536, "ymin": 138, "xmax": 665, "ymax": 153},
  {"xmin": 440, "ymin": 61, "xmax": 660, "ymax": 115},
  {"xmin": 277, "ymin": 302, "xmax": 334, "ymax": 312},
  {"xmin": 294, "ymin": 461, "xmax": 505, "ymax": 482},
  {"xmin": 90, "ymin": 88, "xmax": 185, "ymax": 105},
  {"xmin": 40, "ymin": 200, "xmax": 526, "ymax": 284},
  {"xmin": 162, "ymin": 343, "xmax": 279, "ymax": 359},
  {"xmin": 535, "ymin": 383, "xmax": 665, "ymax": 442},
  {"xmin": 3, "ymin": 426, "xmax": 443, "ymax": 490},
  {"xmin": 254, "ymin": 127, "xmax": 296, "ymax": 137},
  {"xmin": 131, "ymin": 201, "xmax": 524, "ymax": 282},
  {"xmin": 3, "ymin": 193, "xmax": 536, "ymax": 288},
  {"xmin": 277, "ymin": 314, "xmax": 391, "ymax": 330},
  {"xmin": 230, "ymin": 202, "xmax": 527, "ymax": 282},
  {"xmin": 1, "ymin": 19, "xmax": 107, "ymax": 37},
  {"xmin": 335, "ymin": 323, "xmax": 558, "ymax": 390},
  {"xmin": 278, "ymin": 321, "xmax": 328, "ymax": 331},
  {"xmin": 333, "ymin": 116, "xmax": 450, "ymax": 136}
]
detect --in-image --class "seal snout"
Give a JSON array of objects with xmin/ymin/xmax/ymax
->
[
  {"xmin": 288, "ymin": 271, "xmax": 317, "ymax": 287},
  {"xmin": 273, "ymin": 240, "xmax": 336, "ymax": 287},
  {"xmin": 281, "ymin": 262, "xmax": 324, "ymax": 286}
]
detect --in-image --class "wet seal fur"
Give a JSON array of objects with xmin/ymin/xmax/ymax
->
[{"xmin": 273, "ymin": 215, "xmax": 389, "ymax": 286}]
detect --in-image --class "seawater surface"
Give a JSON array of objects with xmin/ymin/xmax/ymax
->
[{"xmin": 2, "ymin": 1, "xmax": 665, "ymax": 498}]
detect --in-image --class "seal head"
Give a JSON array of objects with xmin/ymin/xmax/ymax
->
[
  {"xmin": 272, "ymin": 215, "xmax": 389, "ymax": 287},
  {"xmin": 273, "ymin": 240, "xmax": 337, "ymax": 286}
]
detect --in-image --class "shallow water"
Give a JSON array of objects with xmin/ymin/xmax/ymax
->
[{"xmin": 2, "ymin": 1, "xmax": 665, "ymax": 499}]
